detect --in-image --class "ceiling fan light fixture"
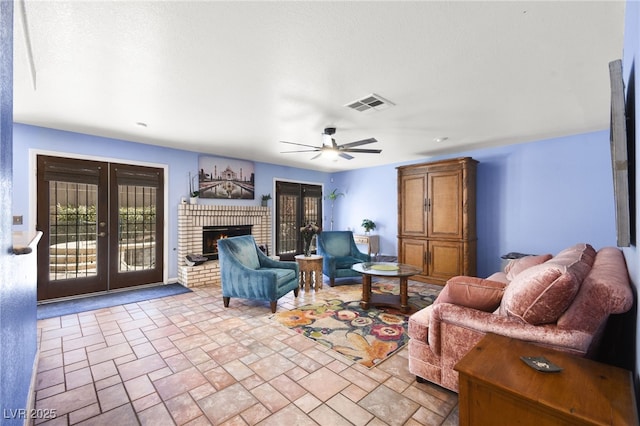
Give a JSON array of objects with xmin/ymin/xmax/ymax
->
[{"xmin": 322, "ymin": 147, "xmax": 339, "ymax": 160}]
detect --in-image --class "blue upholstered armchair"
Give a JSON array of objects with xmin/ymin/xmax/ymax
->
[
  {"xmin": 217, "ymin": 235, "xmax": 299, "ymax": 313},
  {"xmin": 316, "ymin": 231, "xmax": 371, "ymax": 286}
]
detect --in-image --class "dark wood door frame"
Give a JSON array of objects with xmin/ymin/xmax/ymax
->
[
  {"xmin": 36, "ymin": 155, "xmax": 165, "ymax": 300},
  {"xmin": 275, "ymin": 180, "xmax": 323, "ymax": 260}
]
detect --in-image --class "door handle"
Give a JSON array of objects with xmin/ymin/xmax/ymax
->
[{"xmin": 98, "ymin": 232, "xmax": 106, "ymax": 237}]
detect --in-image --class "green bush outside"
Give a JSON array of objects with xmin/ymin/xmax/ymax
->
[{"xmin": 51, "ymin": 204, "xmax": 156, "ymax": 245}]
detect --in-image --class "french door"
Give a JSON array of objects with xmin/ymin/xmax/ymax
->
[
  {"xmin": 36, "ymin": 155, "xmax": 164, "ymax": 300},
  {"xmin": 275, "ymin": 181, "xmax": 322, "ymax": 259}
]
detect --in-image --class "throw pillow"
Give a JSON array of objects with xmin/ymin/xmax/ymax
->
[
  {"xmin": 435, "ymin": 276, "xmax": 507, "ymax": 312},
  {"xmin": 500, "ymin": 263, "xmax": 580, "ymax": 325},
  {"xmin": 504, "ymin": 254, "xmax": 553, "ymax": 281}
]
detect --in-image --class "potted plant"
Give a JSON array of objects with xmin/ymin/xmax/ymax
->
[
  {"xmin": 261, "ymin": 194, "xmax": 272, "ymax": 207},
  {"xmin": 189, "ymin": 172, "xmax": 200, "ymax": 204},
  {"xmin": 325, "ymin": 188, "xmax": 344, "ymax": 231},
  {"xmin": 361, "ymin": 219, "xmax": 376, "ymax": 234}
]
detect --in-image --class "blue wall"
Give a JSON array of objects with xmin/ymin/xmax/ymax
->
[
  {"xmin": 332, "ymin": 130, "xmax": 617, "ymax": 277},
  {"xmin": 14, "ymin": 126, "xmax": 617, "ymax": 282},
  {"xmin": 12, "ymin": 124, "xmax": 330, "ymax": 281}
]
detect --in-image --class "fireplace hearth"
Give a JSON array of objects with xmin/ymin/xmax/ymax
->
[{"xmin": 203, "ymin": 225, "xmax": 253, "ymax": 260}]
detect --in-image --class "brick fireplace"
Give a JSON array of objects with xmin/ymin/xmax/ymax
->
[{"xmin": 177, "ymin": 204, "xmax": 272, "ymax": 287}]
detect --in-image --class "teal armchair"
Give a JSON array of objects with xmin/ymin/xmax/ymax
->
[
  {"xmin": 217, "ymin": 235, "xmax": 299, "ymax": 313},
  {"xmin": 316, "ymin": 231, "xmax": 371, "ymax": 286}
]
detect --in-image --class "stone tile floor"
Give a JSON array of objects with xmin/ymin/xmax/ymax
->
[{"xmin": 35, "ymin": 278, "xmax": 458, "ymax": 425}]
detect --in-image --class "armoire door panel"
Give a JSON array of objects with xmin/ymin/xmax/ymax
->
[
  {"xmin": 400, "ymin": 174, "xmax": 427, "ymax": 235},
  {"xmin": 429, "ymin": 241, "xmax": 463, "ymax": 281},
  {"xmin": 428, "ymin": 171, "xmax": 462, "ymax": 238},
  {"xmin": 401, "ymin": 239, "xmax": 427, "ymax": 273}
]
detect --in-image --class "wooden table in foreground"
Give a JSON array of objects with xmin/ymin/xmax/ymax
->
[
  {"xmin": 352, "ymin": 262, "xmax": 422, "ymax": 313},
  {"xmin": 454, "ymin": 333, "xmax": 638, "ymax": 426},
  {"xmin": 294, "ymin": 254, "xmax": 323, "ymax": 292}
]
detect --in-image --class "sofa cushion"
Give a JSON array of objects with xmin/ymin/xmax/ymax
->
[
  {"xmin": 435, "ymin": 276, "xmax": 507, "ymax": 312},
  {"xmin": 265, "ymin": 268, "xmax": 297, "ymax": 289},
  {"xmin": 548, "ymin": 243, "xmax": 596, "ymax": 283},
  {"xmin": 486, "ymin": 271, "xmax": 509, "ymax": 285},
  {"xmin": 504, "ymin": 254, "xmax": 552, "ymax": 280},
  {"xmin": 320, "ymin": 232, "xmax": 352, "ymax": 257},
  {"xmin": 557, "ymin": 247, "xmax": 633, "ymax": 332},
  {"xmin": 500, "ymin": 263, "xmax": 580, "ymax": 325},
  {"xmin": 335, "ymin": 256, "xmax": 364, "ymax": 269},
  {"xmin": 553, "ymin": 243, "xmax": 596, "ymax": 266},
  {"xmin": 224, "ymin": 235, "xmax": 260, "ymax": 269}
]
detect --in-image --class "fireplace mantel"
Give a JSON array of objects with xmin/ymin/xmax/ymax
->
[{"xmin": 177, "ymin": 204, "xmax": 272, "ymax": 287}]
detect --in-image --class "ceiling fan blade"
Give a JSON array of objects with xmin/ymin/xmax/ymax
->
[
  {"xmin": 341, "ymin": 148, "xmax": 382, "ymax": 154},
  {"xmin": 338, "ymin": 138, "xmax": 378, "ymax": 149},
  {"xmin": 280, "ymin": 131, "xmax": 378, "ymax": 160},
  {"xmin": 281, "ymin": 149, "xmax": 321, "ymax": 153},
  {"xmin": 339, "ymin": 152, "xmax": 354, "ymax": 160},
  {"xmin": 280, "ymin": 141, "xmax": 319, "ymax": 149}
]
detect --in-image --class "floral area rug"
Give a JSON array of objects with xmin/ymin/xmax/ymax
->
[{"xmin": 272, "ymin": 282, "xmax": 441, "ymax": 367}]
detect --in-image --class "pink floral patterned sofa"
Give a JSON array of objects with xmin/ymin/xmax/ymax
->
[{"xmin": 408, "ymin": 243, "xmax": 633, "ymax": 392}]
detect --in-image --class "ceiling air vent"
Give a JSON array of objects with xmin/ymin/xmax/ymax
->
[{"xmin": 345, "ymin": 93, "xmax": 395, "ymax": 113}]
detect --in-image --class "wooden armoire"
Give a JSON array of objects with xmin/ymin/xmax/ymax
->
[{"xmin": 397, "ymin": 157, "xmax": 477, "ymax": 285}]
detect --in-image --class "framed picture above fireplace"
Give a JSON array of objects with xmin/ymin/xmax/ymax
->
[{"xmin": 198, "ymin": 155, "xmax": 255, "ymax": 199}]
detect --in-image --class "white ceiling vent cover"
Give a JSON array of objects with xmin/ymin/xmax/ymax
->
[{"xmin": 345, "ymin": 93, "xmax": 395, "ymax": 113}]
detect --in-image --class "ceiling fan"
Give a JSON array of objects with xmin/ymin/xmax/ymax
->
[{"xmin": 280, "ymin": 127, "xmax": 382, "ymax": 160}]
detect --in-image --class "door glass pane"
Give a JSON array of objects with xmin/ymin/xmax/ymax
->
[
  {"xmin": 118, "ymin": 184, "xmax": 157, "ymax": 272},
  {"xmin": 49, "ymin": 181, "xmax": 98, "ymax": 280},
  {"xmin": 303, "ymin": 194, "xmax": 321, "ymax": 252},
  {"xmin": 278, "ymin": 193, "xmax": 298, "ymax": 255}
]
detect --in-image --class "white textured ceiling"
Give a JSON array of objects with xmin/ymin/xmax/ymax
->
[{"xmin": 13, "ymin": 1, "xmax": 626, "ymax": 172}]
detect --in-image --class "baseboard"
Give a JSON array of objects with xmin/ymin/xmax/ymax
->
[{"xmin": 24, "ymin": 346, "xmax": 40, "ymax": 426}]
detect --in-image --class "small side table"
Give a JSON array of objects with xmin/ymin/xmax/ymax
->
[
  {"xmin": 353, "ymin": 234, "xmax": 380, "ymax": 259},
  {"xmin": 294, "ymin": 254, "xmax": 323, "ymax": 292}
]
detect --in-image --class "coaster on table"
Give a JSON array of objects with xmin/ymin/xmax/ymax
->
[{"xmin": 520, "ymin": 356, "xmax": 563, "ymax": 373}]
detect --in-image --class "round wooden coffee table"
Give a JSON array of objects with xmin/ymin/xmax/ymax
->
[
  {"xmin": 352, "ymin": 262, "xmax": 422, "ymax": 313},
  {"xmin": 294, "ymin": 254, "xmax": 323, "ymax": 291}
]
